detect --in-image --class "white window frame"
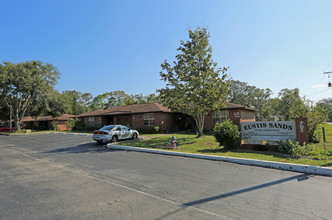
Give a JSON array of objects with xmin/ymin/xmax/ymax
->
[
  {"xmin": 212, "ymin": 110, "xmax": 229, "ymax": 124},
  {"xmin": 143, "ymin": 113, "xmax": 155, "ymax": 126}
]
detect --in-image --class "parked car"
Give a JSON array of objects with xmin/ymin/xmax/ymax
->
[
  {"xmin": 93, "ymin": 125, "xmax": 139, "ymax": 144},
  {"xmin": 0, "ymin": 126, "xmax": 15, "ymax": 132}
]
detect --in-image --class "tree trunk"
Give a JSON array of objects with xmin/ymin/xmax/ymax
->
[
  {"xmin": 14, "ymin": 109, "xmax": 21, "ymax": 132},
  {"xmin": 194, "ymin": 113, "xmax": 205, "ymax": 138}
]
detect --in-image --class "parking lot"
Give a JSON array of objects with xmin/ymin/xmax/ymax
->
[{"xmin": 1, "ymin": 134, "xmax": 332, "ymax": 219}]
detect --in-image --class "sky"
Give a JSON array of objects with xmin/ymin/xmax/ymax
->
[{"xmin": 1, "ymin": 0, "xmax": 332, "ymax": 103}]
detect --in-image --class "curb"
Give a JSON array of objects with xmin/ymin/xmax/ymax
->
[
  {"xmin": 107, "ymin": 145, "xmax": 332, "ymax": 177},
  {"xmin": 50, "ymin": 132, "xmax": 92, "ymax": 136}
]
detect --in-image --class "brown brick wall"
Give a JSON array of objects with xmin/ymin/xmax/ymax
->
[
  {"xmin": 204, "ymin": 112, "xmax": 213, "ymax": 131},
  {"xmin": 241, "ymin": 110, "xmax": 256, "ymax": 120},
  {"xmin": 83, "ymin": 116, "xmax": 103, "ymax": 129},
  {"xmin": 295, "ymin": 118, "xmax": 309, "ymax": 143},
  {"xmin": 114, "ymin": 115, "xmax": 132, "ymax": 127},
  {"xmin": 132, "ymin": 112, "xmax": 175, "ymax": 132},
  {"xmin": 203, "ymin": 109, "xmax": 256, "ymax": 131}
]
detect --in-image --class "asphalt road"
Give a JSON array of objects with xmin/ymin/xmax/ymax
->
[{"xmin": 0, "ymin": 134, "xmax": 332, "ymax": 220}]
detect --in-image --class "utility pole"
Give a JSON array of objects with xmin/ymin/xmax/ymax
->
[{"xmin": 324, "ymin": 71, "xmax": 332, "ymax": 87}]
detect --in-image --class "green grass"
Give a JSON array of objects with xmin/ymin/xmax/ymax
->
[{"xmin": 116, "ymin": 125, "xmax": 332, "ymax": 167}]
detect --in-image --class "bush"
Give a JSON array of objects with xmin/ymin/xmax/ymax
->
[
  {"xmin": 213, "ymin": 119, "xmax": 240, "ymax": 150},
  {"xmin": 66, "ymin": 118, "xmax": 77, "ymax": 131},
  {"xmin": 51, "ymin": 121, "xmax": 59, "ymax": 131},
  {"xmin": 309, "ymin": 129, "xmax": 320, "ymax": 143},
  {"xmin": 154, "ymin": 126, "xmax": 160, "ymax": 133},
  {"xmin": 277, "ymin": 139, "xmax": 311, "ymax": 158}
]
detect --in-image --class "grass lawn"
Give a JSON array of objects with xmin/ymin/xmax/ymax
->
[{"xmin": 117, "ymin": 125, "xmax": 332, "ymax": 167}]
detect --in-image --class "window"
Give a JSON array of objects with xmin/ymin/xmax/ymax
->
[
  {"xmin": 88, "ymin": 117, "xmax": 95, "ymax": 126},
  {"xmin": 212, "ymin": 110, "xmax": 229, "ymax": 124},
  {"xmin": 143, "ymin": 113, "xmax": 155, "ymax": 126}
]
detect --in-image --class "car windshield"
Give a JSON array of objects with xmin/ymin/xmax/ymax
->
[{"xmin": 100, "ymin": 125, "xmax": 116, "ymax": 131}]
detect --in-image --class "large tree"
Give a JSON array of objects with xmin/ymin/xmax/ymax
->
[
  {"xmin": 158, "ymin": 27, "xmax": 229, "ymax": 137},
  {"xmin": 0, "ymin": 61, "xmax": 60, "ymax": 131},
  {"xmin": 227, "ymin": 80, "xmax": 272, "ymax": 120}
]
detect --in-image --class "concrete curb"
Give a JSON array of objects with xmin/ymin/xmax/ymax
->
[
  {"xmin": 107, "ymin": 145, "xmax": 332, "ymax": 177},
  {"xmin": 50, "ymin": 132, "xmax": 92, "ymax": 136}
]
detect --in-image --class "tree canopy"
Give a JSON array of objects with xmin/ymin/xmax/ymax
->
[
  {"xmin": 158, "ymin": 27, "xmax": 229, "ymax": 137},
  {"xmin": 0, "ymin": 61, "xmax": 60, "ymax": 130}
]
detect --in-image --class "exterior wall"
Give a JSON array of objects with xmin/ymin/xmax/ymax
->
[
  {"xmin": 132, "ymin": 112, "xmax": 175, "ymax": 132},
  {"xmin": 83, "ymin": 116, "xmax": 103, "ymax": 129},
  {"xmin": 203, "ymin": 112, "xmax": 213, "ymax": 131},
  {"xmin": 22, "ymin": 122, "xmax": 33, "ymax": 129},
  {"xmin": 159, "ymin": 112, "xmax": 176, "ymax": 132},
  {"xmin": 241, "ymin": 110, "xmax": 256, "ymax": 121},
  {"xmin": 203, "ymin": 109, "xmax": 256, "ymax": 131},
  {"xmin": 113, "ymin": 115, "xmax": 132, "ymax": 127},
  {"xmin": 54, "ymin": 120, "xmax": 69, "ymax": 131}
]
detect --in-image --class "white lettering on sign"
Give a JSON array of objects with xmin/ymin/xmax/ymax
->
[
  {"xmin": 300, "ymin": 121, "xmax": 304, "ymax": 133},
  {"xmin": 241, "ymin": 121, "xmax": 296, "ymax": 142}
]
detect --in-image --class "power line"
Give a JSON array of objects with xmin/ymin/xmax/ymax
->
[{"xmin": 306, "ymin": 88, "xmax": 330, "ymax": 97}]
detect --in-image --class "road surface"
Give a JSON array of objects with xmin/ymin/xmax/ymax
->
[{"xmin": 0, "ymin": 134, "xmax": 331, "ymax": 219}]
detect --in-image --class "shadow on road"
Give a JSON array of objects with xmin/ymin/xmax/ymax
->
[
  {"xmin": 155, "ymin": 174, "xmax": 313, "ymax": 220},
  {"xmin": 43, "ymin": 143, "xmax": 119, "ymax": 154}
]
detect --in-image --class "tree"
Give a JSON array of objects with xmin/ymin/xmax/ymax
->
[
  {"xmin": 307, "ymin": 105, "xmax": 329, "ymax": 142},
  {"xmin": 0, "ymin": 61, "xmax": 60, "ymax": 131},
  {"xmin": 317, "ymin": 98, "xmax": 332, "ymax": 122},
  {"xmin": 158, "ymin": 27, "xmax": 229, "ymax": 137},
  {"xmin": 277, "ymin": 88, "xmax": 308, "ymax": 120},
  {"xmin": 227, "ymin": 80, "xmax": 272, "ymax": 120}
]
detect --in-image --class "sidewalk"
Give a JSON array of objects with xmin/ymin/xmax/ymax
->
[{"xmin": 107, "ymin": 144, "xmax": 332, "ymax": 177}]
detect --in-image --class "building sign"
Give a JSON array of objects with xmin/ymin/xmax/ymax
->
[{"xmin": 241, "ymin": 121, "xmax": 296, "ymax": 142}]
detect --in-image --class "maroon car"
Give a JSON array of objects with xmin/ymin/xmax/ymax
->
[{"xmin": 0, "ymin": 126, "xmax": 15, "ymax": 132}]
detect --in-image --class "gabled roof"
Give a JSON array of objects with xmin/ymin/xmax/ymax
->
[
  {"xmin": 22, "ymin": 114, "xmax": 76, "ymax": 122},
  {"xmin": 22, "ymin": 116, "xmax": 35, "ymax": 122},
  {"xmin": 34, "ymin": 116, "xmax": 53, "ymax": 121},
  {"xmin": 223, "ymin": 103, "xmax": 257, "ymax": 111},
  {"xmin": 78, "ymin": 102, "xmax": 172, "ymax": 117},
  {"xmin": 54, "ymin": 114, "xmax": 76, "ymax": 121}
]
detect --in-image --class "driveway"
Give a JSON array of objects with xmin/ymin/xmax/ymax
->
[{"xmin": 0, "ymin": 134, "xmax": 332, "ymax": 219}]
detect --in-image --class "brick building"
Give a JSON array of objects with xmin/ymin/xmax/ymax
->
[
  {"xmin": 78, "ymin": 103, "xmax": 176, "ymax": 132},
  {"xmin": 22, "ymin": 114, "xmax": 76, "ymax": 130},
  {"xmin": 204, "ymin": 103, "xmax": 256, "ymax": 131},
  {"xmin": 78, "ymin": 102, "xmax": 256, "ymax": 132}
]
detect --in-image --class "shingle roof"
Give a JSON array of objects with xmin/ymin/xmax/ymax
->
[
  {"xmin": 22, "ymin": 114, "xmax": 77, "ymax": 122},
  {"xmin": 22, "ymin": 116, "xmax": 35, "ymax": 122},
  {"xmin": 54, "ymin": 114, "xmax": 76, "ymax": 121},
  {"xmin": 223, "ymin": 103, "xmax": 256, "ymax": 111},
  {"xmin": 78, "ymin": 102, "xmax": 172, "ymax": 117}
]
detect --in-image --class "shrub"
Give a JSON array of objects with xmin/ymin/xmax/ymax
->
[
  {"xmin": 66, "ymin": 118, "xmax": 77, "ymax": 131},
  {"xmin": 51, "ymin": 121, "xmax": 59, "ymax": 131},
  {"xmin": 73, "ymin": 120, "xmax": 85, "ymax": 131},
  {"xmin": 309, "ymin": 129, "xmax": 320, "ymax": 143},
  {"xmin": 277, "ymin": 139, "xmax": 311, "ymax": 158},
  {"xmin": 154, "ymin": 126, "xmax": 160, "ymax": 133},
  {"xmin": 213, "ymin": 119, "xmax": 240, "ymax": 150}
]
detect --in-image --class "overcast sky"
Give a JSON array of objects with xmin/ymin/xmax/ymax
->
[{"xmin": 1, "ymin": 0, "xmax": 332, "ymax": 102}]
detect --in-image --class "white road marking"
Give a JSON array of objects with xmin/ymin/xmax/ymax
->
[{"xmin": 21, "ymin": 153, "xmax": 228, "ymax": 219}]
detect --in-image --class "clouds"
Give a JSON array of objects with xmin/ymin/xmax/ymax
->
[{"xmin": 311, "ymin": 84, "xmax": 326, "ymax": 88}]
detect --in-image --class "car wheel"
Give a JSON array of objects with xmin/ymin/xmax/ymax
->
[
  {"xmin": 111, "ymin": 135, "xmax": 118, "ymax": 143},
  {"xmin": 132, "ymin": 133, "xmax": 138, "ymax": 140}
]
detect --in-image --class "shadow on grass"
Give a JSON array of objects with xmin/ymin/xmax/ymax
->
[
  {"xmin": 128, "ymin": 137, "xmax": 196, "ymax": 148},
  {"xmin": 198, "ymin": 148, "xmax": 296, "ymax": 159}
]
